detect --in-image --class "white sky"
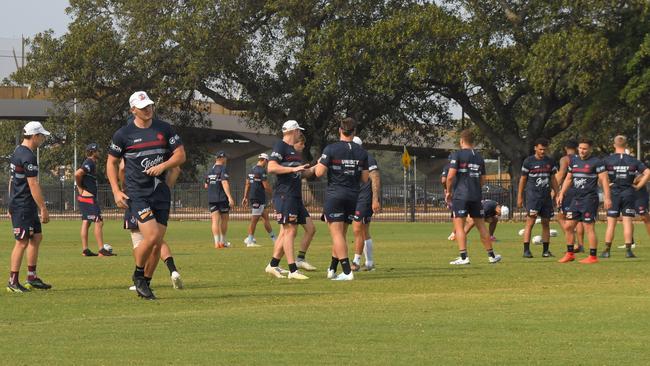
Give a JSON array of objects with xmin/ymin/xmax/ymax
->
[{"xmin": 0, "ymin": 0, "xmax": 71, "ymax": 80}]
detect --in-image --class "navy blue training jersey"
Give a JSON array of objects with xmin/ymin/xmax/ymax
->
[
  {"xmin": 604, "ymin": 153, "xmax": 646, "ymax": 194},
  {"xmin": 269, "ymin": 140, "xmax": 304, "ymax": 199},
  {"xmin": 80, "ymin": 158, "xmax": 98, "ymax": 196},
  {"xmin": 108, "ymin": 119, "xmax": 183, "ymax": 199},
  {"xmin": 483, "ymin": 199, "xmax": 498, "ymax": 217},
  {"xmin": 318, "ymin": 140, "xmax": 369, "ymax": 199},
  {"xmin": 357, "ymin": 153, "xmax": 379, "ymax": 205},
  {"xmin": 206, "ymin": 164, "xmax": 229, "ymax": 203},
  {"xmin": 448, "ymin": 149, "xmax": 486, "ymax": 201},
  {"xmin": 9, "ymin": 145, "xmax": 38, "ymax": 209},
  {"xmin": 521, "ymin": 155, "xmax": 557, "ymax": 198},
  {"xmin": 247, "ymin": 165, "xmax": 268, "ymax": 203},
  {"xmin": 568, "ymin": 155, "xmax": 606, "ymax": 199}
]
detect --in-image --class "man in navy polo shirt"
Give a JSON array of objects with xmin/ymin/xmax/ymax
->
[
  {"xmin": 350, "ymin": 136, "xmax": 381, "ymax": 272},
  {"xmin": 265, "ymin": 120, "xmax": 311, "ymax": 280},
  {"xmin": 314, "ymin": 117, "xmax": 369, "ymax": 281},
  {"xmin": 107, "ymin": 91, "xmax": 186, "ymax": 299},
  {"xmin": 75, "ymin": 142, "xmax": 114, "ymax": 257},
  {"xmin": 205, "ymin": 151, "xmax": 235, "ymax": 248},
  {"xmin": 601, "ymin": 136, "xmax": 649, "ymax": 258},
  {"xmin": 445, "ymin": 129, "xmax": 501, "ymax": 265},
  {"xmin": 7, "ymin": 121, "xmax": 52, "ymax": 293},
  {"xmin": 555, "ymin": 140, "xmax": 585, "ymax": 253},
  {"xmin": 556, "ymin": 138, "xmax": 611, "ymax": 264},
  {"xmin": 517, "ymin": 137, "xmax": 559, "ymax": 258},
  {"xmin": 242, "ymin": 153, "xmax": 275, "ymax": 247}
]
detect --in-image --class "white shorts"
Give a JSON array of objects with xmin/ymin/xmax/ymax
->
[{"xmin": 251, "ymin": 203, "xmax": 266, "ymax": 216}]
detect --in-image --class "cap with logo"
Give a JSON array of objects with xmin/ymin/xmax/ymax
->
[
  {"xmin": 281, "ymin": 120, "xmax": 304, "ymax": 132},
  {"xmin": 214, "ymin": 151, "xmax": 227, "ymax": 158},
  {"xmin": 23, "ymin": 121, "xmax": 50, "ymax": 136},
  {"xmin": 258, "ymin": 153, "xmax": 269, "ymax": 160},
  {"xmin": 129, "ymin": 91, "xmax": 155, "ymax": 109},
  {"xmin": 86, "ymin": 143, "xmax": 99, "ymax": 151}
]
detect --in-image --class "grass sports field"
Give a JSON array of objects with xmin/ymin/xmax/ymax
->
[{"xmin": 1, "ymin": 219, "xmax": 650, "ymax": 365}]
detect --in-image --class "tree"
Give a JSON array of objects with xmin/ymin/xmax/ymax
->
[
  {"xmin": 13, "ymin": 0, "xmax": 452, "ymax": 169},
  {"xmin": 360, "ymin": 0, "xmax": 649, "ymax": 185}
]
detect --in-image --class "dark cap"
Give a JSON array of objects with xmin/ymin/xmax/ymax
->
[
  {"xmin": 214, "ymin": 150, "xmax": 227, "ymax": 158},
  {"xmin": 564, "ymin": 139, "xmax": 578, "ymax": 149},
  {"xmin": 86, "ymin": 143, "xmax": 99, "ymax": 152}
]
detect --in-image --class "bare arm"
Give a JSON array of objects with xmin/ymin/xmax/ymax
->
[
  {"xmin": 267, "ymin": 160, "xmax": 309, "ymax": 175},
  {"xmin": 517, "ymin": 175, "xmax": 527, "ymax": 208},
  {"xmin": 222, "ymin": 180, "xmax": 235, "ymax": 207},
  {"xmin": 27, "ymin": 177, "xmax": 49, "ymax": 223},
  {"xmin": 599, "ymin": 171, "xmax": 612, "ymax": 210},
  {"xmin": 314, "ymin": 162, "xmax": 328, "ymax": 178},
  {"xmin": 634, "ymin": 169, "xmax": 650, "ymax": 190},
  {"xmin": 242, "ymin": 179, "xmax": 250, "ymax": 206},
  {"xmin": 262, "ymin": 180, "xmax": 272, "ymax": 195},
  {"xmin": 74, "ymin": 168, "xmax": 86, "ymax": 194},
  {"xmin": 555, "ymin": 156, "xmax": 569, "ymax": 187},
  {"xmin": 144, "ymin": 146, "xmax": 187, "ymax": 177},
  {"xmin": 107, "ymin": 154, "xmax": 129, "ymax": 208},
  {"xmin": 370, "ymin": 169, "xmax": 381, "ymax": 213},
  {"xmin": 556, "ymin": 172, "xmax": 572, "ymax": 207},
  {"xmin": 445, "ymin": 168, "xmax": 457, "ymax": 203},
  {"xmin": 166, "ymin": 166, "xmax": 181, "ymax": 189}
]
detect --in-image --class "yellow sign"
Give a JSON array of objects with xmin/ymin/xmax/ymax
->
[{"xmin": 401, "ymin": 146, "xmax": 411, "ymax": 169}]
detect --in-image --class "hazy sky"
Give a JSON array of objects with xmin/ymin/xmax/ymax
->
[{"xmin": 0, "ymin": 0, "xmax": 70, "ymax": 79}]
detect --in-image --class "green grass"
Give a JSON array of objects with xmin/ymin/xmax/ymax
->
[{"xmin": 1, "ymin": 219, "xmax": 650, "ymax": 365}]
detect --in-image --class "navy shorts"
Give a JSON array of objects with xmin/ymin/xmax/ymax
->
[
  {"xmin": 274, "ymin": 195, "xmax": 309, "ymax": 225},
  {"xmin": 525, "ymin": 194, "xmax": 554, "ymax": 219},
  {"xmin": 127, "ymin": 190, "xmax": 170, "ymax": 227},
  {"xmin": 559, "ymin": 189, "xmax": 576, "ymax": 214},
  {"xmin": 209, "ymin": 201, "xmax": 230, "ymax": 214},
  {"xmin": 353, "ymin": 200, "xmax": 373, "ymax": 224},
  {"xmin": 635, "ymin": 189, "xmax": 649, "ymax": 215},
  {"xmin": 566, "ymin": 196, "xmax": 599, "ymax": 223},
  {"xmin": 607, "ymin": 192, "xmax": 636, "ymax": 218},
  {"xmin": 78, "ymin": 196, "xmax": 102, "ymax": 222},
  {"xmin": 10, "ymin": 207, "xmax": 42, "ymax": 240},
  {"xmin": 123, "ymin": 206, "xmax": 138, "ymax": 230},
  {"xmin": 451, "ymin": 199, "xmax": 484, "ymax": 218},
  {"xmin": 323, "ymin": 196, "xmax": 357, "ymax": 224}
]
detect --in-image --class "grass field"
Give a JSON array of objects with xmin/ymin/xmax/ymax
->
[{"xmin": 1, "ymin": 219, "xmax": 650, "ymax": 365}]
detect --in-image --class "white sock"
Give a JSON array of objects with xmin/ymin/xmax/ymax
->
[
  {"xmin": 247, "ymin": 234, "xmax": 254, "ymax": 241},
  {"xmin": 353, "ymin": 254, "xmax": 362, "ymax": 265},
  {"xmin": 364, "ymin": 238, "xmax": 373, "ymax": 264},
  {"xmin": 214, "ymin": 235, "xmax": 220, "ymax": 244}
]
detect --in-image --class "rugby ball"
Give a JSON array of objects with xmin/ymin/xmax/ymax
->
[
  {"xmin": 550, "ymin": 229, "xmax": 558, "ymax": 237},
  {"xmin": 103, "ymin": 243, "xmax": 113, "ymax": 253},
  {"xmin": 532, "ymin": 235, "xmax": 543, "ymax": 245},
  {"xmin": 518, "ymin": 229, "xmax": 525, "ymax": 236}
]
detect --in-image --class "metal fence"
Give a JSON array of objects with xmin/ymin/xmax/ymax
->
[{"xmin": 0, "ymin": 179, "xmax": 637, "ymax": 222}]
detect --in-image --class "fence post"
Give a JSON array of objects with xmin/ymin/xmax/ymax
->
[{"xmin": 409, "ymin": 182, "xmax": 415, "ymax": 222}]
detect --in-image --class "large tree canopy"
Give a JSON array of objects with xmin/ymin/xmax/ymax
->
[{"xmin": 11, "ymin": 0, "xmax": 650, "ymax": 183}]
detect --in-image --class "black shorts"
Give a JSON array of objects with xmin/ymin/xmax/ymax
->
[
  {"xmin": 10, "ymin": 207, "xmax": 42, "ymax": 240},
  {"xmin": 635, "ymin": 190, "xmax": 649, "ymax": 215},
  {"xmin": 78, "ymin": 196, "xmax": 102, "ymax": 222},
  {"xmin": 525, "ymin": 194, "xmax": 554, "ymax": 219},
  {"xmin": 353, "ymin": 200, "xmax": 373, "ymax": 223},
  {"xmin": 566, "ymin": 196, "xmax": 599, "ymax": 223},
  {"xmin": 123, "ymin": 206, "xmax": 139, "ymax": 230},
  {"xmin": 559, "ymin": 189, "xmax": 575, "ymax": 214},
  {"xmin": 209, "ymin": 201, "xmax": 230, "ymax": 214},
  {"xmin": 128, "ymin": 197, "xmax": 170, "ymax": 227},
  {"xmin": 274, "ymin": 195, "xmax": 309, "ymax": 225},
  {"xmin": 451, "ymin": 199, "xmax": 484, "ymax": 218},
  {"xmin": 607, "ymin": 192, "xmax": 636, "ymax": 218},
  {"xmin": 323, "ymin": 196, "xmax": 357, "ymax": 224}
]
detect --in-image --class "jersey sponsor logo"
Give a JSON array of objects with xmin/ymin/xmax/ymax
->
[
  {"xmin": 156, "ymin": 133, "xmax": 164, "ymax": 141},
  {"xmin": 271, "ymin": 151, "xmax": 282, "ymax": 160},
  {"xmin": 26, "ymin": 164, "xmax": 37, "ymax": 172},
  {"xmin": 110, "ymin": 142, "xmax": 122, "ymax": 153},
  {"xmin": 169, "ymin": 134, "xmax": 180, "ymax": 144},
  {"xmin": 535, "ymin": 177, "xmax": 549, "ymax": 187},
  {"xmin": 140, "ymin": 155, "xmax": 164, "ymax": 171},
  {"xmin": 134, "ymin": 138, "xmax": 143, "ymax": 143},
  {"xmin": 137, "ymin": 207, "xmax": 153, "ymax": 220},
  {"xmin": 573, "ymin": 178, "xmax": 587, "ymax": 189}
]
